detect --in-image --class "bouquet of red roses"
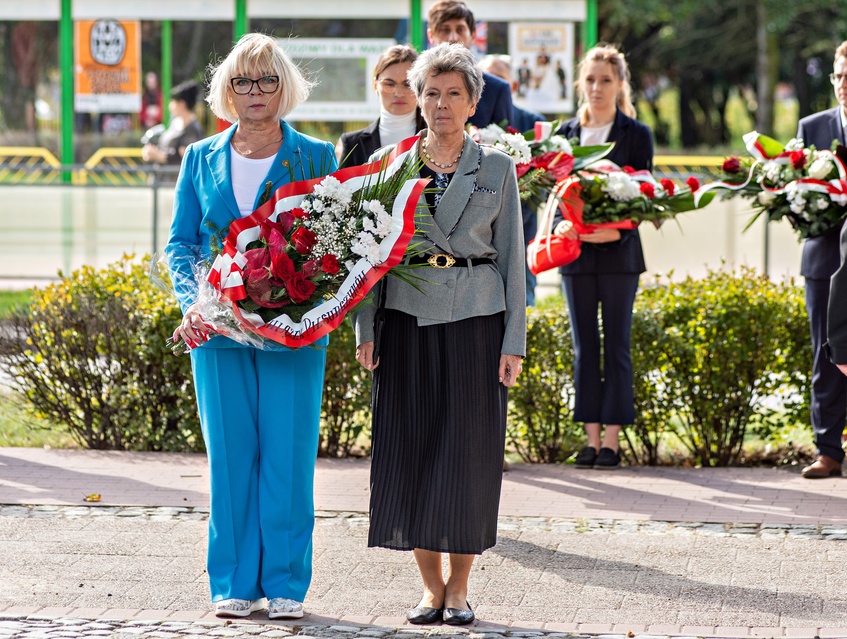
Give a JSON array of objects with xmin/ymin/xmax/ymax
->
[
  {"xmin": 177, "ymin": 136, "xmax": 427, "ymax": 349},
  {"xmin": 469, "ymin": 121, "xmax": 612, "ymax": 208},
  {"xmin": 528, "ymin": 160, "xmax": 714, "ymax": 274},
  {"xmin": 701, "ymin": 131, "xmax": 847, "ymax": 238}
]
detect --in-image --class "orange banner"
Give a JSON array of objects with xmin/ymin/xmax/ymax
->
[{"xmin": 75, "ymin": 19, "xmax": 141, "ymax": 113}]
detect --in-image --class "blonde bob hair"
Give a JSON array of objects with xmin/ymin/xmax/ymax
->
[
  {"xmin": 576, "ymin": 43, "xmax": 637, "ymax": 125},
  {"xmin": 206, "ymin": 33, "xmax": 313, "ymax": 123}
]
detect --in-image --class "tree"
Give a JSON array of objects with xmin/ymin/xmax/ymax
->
[{"xmin": 595, "ymin": 0, "xmax": 847, "ymax": 148}]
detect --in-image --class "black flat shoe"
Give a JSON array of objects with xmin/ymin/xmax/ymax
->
[
  {"xmin": 593, "ymin": 447, "xmax": 621, "ymax": 469},
  {"xmin": 574, "ymin": 446, "xmax": 598, "ymax": 468},
  {"xmin": 443, "ymin": 601, "xmax": 474, "ymax": 626},
  {"xmin": 406, "ymin": 606, "xmax": 442, "ymax": 625}
]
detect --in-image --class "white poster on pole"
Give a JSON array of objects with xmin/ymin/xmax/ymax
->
[{"xmin": 508, "ymin": 22, "xmax": 574, "ymax": 116}]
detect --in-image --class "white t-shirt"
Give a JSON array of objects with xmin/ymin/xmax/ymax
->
[
  {"xmin": 230, "ymin": 148, "xmax": 276, "ymax": 217},
  {"xmin": 580, "ymin": 122, "xmax": 614, "ymax": 147}
]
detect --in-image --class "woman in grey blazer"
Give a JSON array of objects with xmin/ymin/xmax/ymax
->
[{"xmin": 353, "ymin": 43, "xmax": 526, "ymax": 626}]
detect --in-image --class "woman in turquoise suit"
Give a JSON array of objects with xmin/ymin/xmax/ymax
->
[{"xmin": 165, "ymin": 33, "xmax": 337, "ymax": 620}]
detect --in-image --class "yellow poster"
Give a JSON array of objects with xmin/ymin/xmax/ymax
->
[{"xmin": 75, "ymin": 19, "xmax": 141, "ymax": 113}]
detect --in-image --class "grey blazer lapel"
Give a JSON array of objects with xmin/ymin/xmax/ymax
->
[{"xmin": 433, "ymin": 135, "xmax": 479, "ymax": 245}]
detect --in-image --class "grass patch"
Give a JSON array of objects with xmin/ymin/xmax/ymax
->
[
  {"xmin": 0, "ymin": 290, "xmax": 33, "ymax": 320},
  {"xmin": 0, "ymin": 391, "xmax": 79, "ymax": 449}
]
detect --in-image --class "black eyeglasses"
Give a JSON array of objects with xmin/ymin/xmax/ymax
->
[
  {"xmin": 230, "ymin": 75, "xmax": 280, "ymax": 95},
  {"xmin": 830, "ymin": 72, "xmax": 847, "ymax": 85}
]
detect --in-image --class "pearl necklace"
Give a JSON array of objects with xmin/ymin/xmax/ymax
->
[{"xmin": 421, "ymin": 141, "xmax": 463, "ymax": 170}]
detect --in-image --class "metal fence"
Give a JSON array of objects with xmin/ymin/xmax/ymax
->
[
  {"xmin": 0, "ymin": 147, "xmax": 736, "ymax": 284},
  {"xmin": 1, "ymin": 146, "xmax": 725, "ymax": 186}
]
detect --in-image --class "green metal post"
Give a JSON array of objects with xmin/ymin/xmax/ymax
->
[
  {"xmin": 234, "ymin": 0, "xmax": 248, "ymax": 41},
  {"xmin": 60, "ymin": 0, "xmax": 74, "ymax": 181},
  {"xmin": 582, "ymin": 0, "xmax": 598, "ymax": 50},
  {"xmin": 161, "ymin": 20, "xmax": 172, "ymax": 127},
  {"xmin": 409, "ymin": 0, "xmax": 423, "ymax": 51}
]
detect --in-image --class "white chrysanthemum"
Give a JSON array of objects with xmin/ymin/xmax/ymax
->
[
  {"xmin": 362, "ymin": 217, "xmax": 376, "ymax": 233},
  {"xmin": 602, "ymin": 172, "xmax": 642, "ymax": 202},
  {"xmin": 475, "ymin": 124, "xmax": 507, "ymax": 145},
  {"xmin": 375, "ymin": 209, "xmax": 394, "ymax": 237},
  {"xmin": 313, "ymin": 175, "xmax": 354, "ymax": 207},
  {"xmin": 351, "ymin": 231, "xmax": 382, "ymax": 264},
  {"xmin": 311, "ymin": 199, "xmax": 325, "ymax": 213},
  {"xmin": 786, "ymin": 184, "xmax": 806, "ymax": 214},
  {"xmin": 548, "ymin": 135, "xmax": 573, "ymax": 155},
  {"xmin": 808, "ymin": 156, "xmax": 834, "ymax": 180},
  {"xmin": 763, "ymin": 161, "xmax": 783, "ymax": 184},
  {"xmin": 817, "ymin": 197, "xmax": 830, "ymax": 210},
  {"xmin": 495, "ymin": 133, "xmax": 532, "ymax": 164},
  {"xmin": 785, "ymin": 138, "xmax": 804, "ymax": 151},
  {"xmin": 365, "ymin": 199, "xmax": 387, "ymax": 216}
]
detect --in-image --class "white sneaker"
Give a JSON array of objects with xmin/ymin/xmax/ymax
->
[
  {"xmin": 267, "ymin": 597, "xmax": 304, "ymax": 619},
  {"xmin": 214, "ymin": 598, "xmax": 267, "ymax": 618}
]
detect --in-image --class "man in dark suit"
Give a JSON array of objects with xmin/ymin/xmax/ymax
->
[
  {"xmin": 797, "ymin": 40, "xmax": 847, "ymax": 478},
  {"xmin": 480, "ymin": 53, "xmax": 544, "ymax": 305},
  {"xmin": 426, "ymin": 0, "xmax": 513, "ymax": 129}
]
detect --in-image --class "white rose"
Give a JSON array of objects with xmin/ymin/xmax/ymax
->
[
  {"xmin": 758, "ymin": 190, "xmax": 777, "ymax": 205},
  {"xmin": 808, "ymin": 157, "xmax": 833, "ymax": 180}
]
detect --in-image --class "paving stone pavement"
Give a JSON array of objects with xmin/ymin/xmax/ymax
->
[{"xmin": 0, "ymin": 448, "xmax": 846, "ymax": 639}]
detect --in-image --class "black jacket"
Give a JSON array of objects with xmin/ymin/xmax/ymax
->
[
  {"xmin": 554, "ymin": 109, "xmax": 654, "ymax": 275},
  {"xmin": 338, "ymin": 112, "xmax": 426, "ymax": 169},
  {"xmin": 797, "ymin": 107, "xmax": 847, "ymax": 280},
  {"xmin": 828, "ymin": 222, "xmax": 847, "ymax": 363}
]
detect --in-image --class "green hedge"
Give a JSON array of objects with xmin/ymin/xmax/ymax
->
[
  {"xmin": 632, "ymin": 268, "xmax": 811, "ymax": 466},
  {"xmin": 506, "ymin": 267, "xmax": 812, "ymax": 466},
  {"xmin": 0, "ymin": 258, "xmax": 814, "ymax": 466},
  {"xmin": 0, "ymin": 256, "xmax": 200, "ymax": 451}
]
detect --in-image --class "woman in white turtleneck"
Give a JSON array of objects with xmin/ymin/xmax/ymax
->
[{"xmin": 337, "ymin": 45, "xmax": 423, "ymax": 168}]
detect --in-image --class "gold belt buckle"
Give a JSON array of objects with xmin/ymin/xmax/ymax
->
[{"xmin": 427, "ymin": 253, "xmax": 456, "ymax": 269}]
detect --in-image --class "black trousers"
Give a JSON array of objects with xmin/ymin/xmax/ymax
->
[
  {"xmin": 562, "ymin": 272, "xmax": 639, "ymax": 425},
  {"xmin": 805, "ymin": 277, "xmax": 847, "ymax": 462}
]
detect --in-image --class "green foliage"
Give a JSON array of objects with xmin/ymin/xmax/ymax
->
[
  {"xmin": 632, "ymin": 268, "xmax": 811, "ymax": 466},
  {"xmin": 507, "ymin": 305, "xmax": 582, "ymax": 463},
  {"xmin": 0, "ymin": 255, "xmax": 202, "ymax": 452},
  {"xmin": 0, "ymin": 290, "xmax": 33, "ymax": 320},
  {"xmin": 320, "ymin": 318, "xmax": 372, "ymax": 457},
  {"xmin": 0, "ymin": 391, "xmax": 78, "ymax": 448},
  {"xmin": 628, "ymin": 304, "xmax": 677, "ymax": 465}
]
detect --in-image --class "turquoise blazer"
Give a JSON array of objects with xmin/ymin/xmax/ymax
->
[{"xmin": 165, "ymin": 120, "xmax": 338, "ymax": 349}]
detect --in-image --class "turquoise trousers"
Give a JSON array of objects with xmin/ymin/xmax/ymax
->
[{"xmin": 190, "ymin": 345, "xmax": 326, "ymax": 603}]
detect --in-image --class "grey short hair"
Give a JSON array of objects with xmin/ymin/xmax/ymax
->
[
  {"xmin": 408, "ymin": 42, "xmax": 484, "ymax": 104},
  {"xmin": 206, "ymin": 33, "xmax": 314, "ymax": 123}
]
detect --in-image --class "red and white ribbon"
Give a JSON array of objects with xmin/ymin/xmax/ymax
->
[{"xmin": 207, "ymin": 135, "xmax": 427, "ymax": 348}]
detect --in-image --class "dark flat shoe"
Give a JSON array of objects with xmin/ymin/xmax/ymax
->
[
  {"xmin": 593, "ymin": 447, "xmax": 621, "ymax": 469},
  {"xmin": 406, "ymin": 606, "xmax": 442, "ymax": 625},
  {"xmin": 443, "ymin": 601, "xmax": 474, "ymax": 626},
  {"xmin": 574, "ymin": 446, "xmax": 598, "ymax": 468}
]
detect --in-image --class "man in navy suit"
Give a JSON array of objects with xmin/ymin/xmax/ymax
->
[
  {"xmin": 797, "ymin": 40, "xmax": 847, "ymax": 478},
  {"xmin": 426, "ymin": 0, "xmax": 513, "ymax": 129},
  {"xmin": 480, "ymin": 54, "xmax": 544, "ymax": 305}
]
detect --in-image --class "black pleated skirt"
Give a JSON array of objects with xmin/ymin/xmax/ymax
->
[{"xmin": 368, "ymin": 310, "xmax": 507, "ymax": 555}]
